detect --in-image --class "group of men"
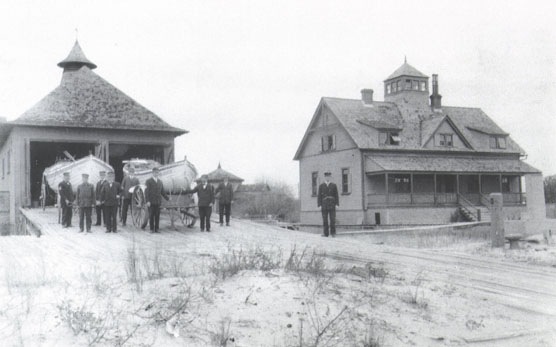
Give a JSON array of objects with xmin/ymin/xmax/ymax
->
[{"xmin": 57, "ymin": 167, "xmax": 236, "ymax": 234}]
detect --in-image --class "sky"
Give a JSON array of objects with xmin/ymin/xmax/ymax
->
[{"xmin": 0, "ymin": 0, "xmax": 555, "ymax": 192}]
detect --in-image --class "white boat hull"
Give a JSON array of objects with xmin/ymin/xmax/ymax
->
[{"xmin": 43, "ymin": 155, "xmax": 114, "ymax": 193}]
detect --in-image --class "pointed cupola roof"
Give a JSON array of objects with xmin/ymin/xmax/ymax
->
[
  {"xmin": 57, "ymin": 41, "xmax": 97, "ymax": 70},
  {"xmin": 201, "ymin": 163, "xmax": 244, "ymax": 183},
  {"xmin": 385, "ymin": 59, "xmax": 427, "ymax": 81}
]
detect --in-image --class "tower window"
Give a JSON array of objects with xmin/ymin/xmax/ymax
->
[
  {"xmin": 405, "ymin": 79, "xmax": 411, "ymax": 89},
  {"xmin": 392, "ymin": 82, "xmax": 397, "ymax": 92},
  {"xmin": 413, "ymin": 80, "xmax": 419, "ymax": 90},
  {"xmin": 420, "ymin": 81, "xmax": 426, "ymax": 91},
  {"xmin": 397, "ymin": 80, "xmax": 401, "ymax": 91},
  {"xmin": 386, "ymin": 84, "xmax": 391, "ymax": 94}
]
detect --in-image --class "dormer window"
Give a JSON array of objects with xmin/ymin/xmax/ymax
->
[
  {"xmin": 437, "ymin": 133, "xmax": 453, "ymax": 147},
  {"xmin": 379, "ymin": 131, "xmax": 400, "ymax": 146},
  {"xmin": 321, "ymin": 134, "xmax": 336, "ymax": 152},
  {"xmin": 490, "ymin": 136, "xmax": 507, "ymax": 149}
]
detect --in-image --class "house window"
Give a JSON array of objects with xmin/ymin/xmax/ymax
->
[
  {"xmin": 321, "ymin": 135, "xmax": 336, "ymax": 152},
  {"xmin": 405, "ymin": 79, "xmax": 411, "ymax": 89},
  {"xmin": 420, "ymin": 81, "xmax": 426, "ymax": 91},
  {"xmin": 7, "ymin": 150, "xmax": 10, "ymax": 174},
  {"xmin": 388, "ymin": 174, "xmax": 411, "ymax": 193},
  {"xmin": 490, "ymin": 136, "xmax": 507, "ymax": 149},
  {"xmin": 311, "ymin": 172, "xmax": 318, "ymax": 196},
  {"xmin": 341, "ymin": 168, "xmax": 351, "ymax": 194},
  {"xmin": 379, "ymin": 132, "xmax": 401, "ymax": 145},
  {"xmin": 438, "ymin": 134, "xmax": 453, "ymax": 147},
  {"xmin": 386, "ymin": 84, "xmax": 391, "ymax": 94}
]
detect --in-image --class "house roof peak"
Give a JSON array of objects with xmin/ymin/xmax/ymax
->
[
  {"xmin": 385, "ymin": 60, "xmax": 427, "ymax": 81},
  {"xmin": 57, "ymin": 40, "xmax": 97, "ymax": 70}
]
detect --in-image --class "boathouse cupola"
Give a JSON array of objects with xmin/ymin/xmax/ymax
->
[{"xmin": 57, "ymin": 41, "xmax": 97, "ymax": 72}]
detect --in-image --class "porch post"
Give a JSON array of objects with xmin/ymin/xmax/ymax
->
[
  {"xmin": 456, "ymin": 174, "xmax": 460, "ymax": 203},
  {"xmin": 519, "ymin": 176, "xmax": 523, "ymax": 204},
  {"xmin": 478, "ymin": 174, "xmax": 482, "ymax": 195},
  {"xmin": 410, "ymin": 173, "xmax": 414, "ymax": 204},
  {"xmin": 433, "ymin": 174, "xmax": 437, "ymax": 205},
  {"xmin": 499, "ymin": 174, "xmax": 503, "ymax": 193},
  {"xmin": 385, "ymin": 173, "xmax": 389, "ymax": 205}
]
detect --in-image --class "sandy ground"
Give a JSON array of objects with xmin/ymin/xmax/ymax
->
[{"xmin": 1, "ymin": 208, "xmax": 555, "ymax": 347}]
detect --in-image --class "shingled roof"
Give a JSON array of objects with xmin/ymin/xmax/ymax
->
[
  {"xmin": 57, "ymin": 41, "xmax": 97, "ymax": 70},
  {"xmin": 385, "ymin": 61, "xmax": 428, "ymax": 81},
  {"xmin": 324, "ymin": 97, "xmax": 523, "ymax": 154},
  {"xmin": 201, "ymin": 163, "xmax": 244, "ymax": 183},
  {"xmin": 11, "ymin": 66, "xmax": 186, "ymax": 134}
]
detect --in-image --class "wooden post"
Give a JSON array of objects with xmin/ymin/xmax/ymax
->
[
  {"xmin": 456, "ymin": 174, "xmax": 460, "ymax": 204},
  {"xmin": 410, "ymin": 173, "xmax": 414, "ymax": 204},
  {"xmin": 433, "ymin": 174, "xmax": 437, "ymax": 205},
  {"xmin": 490, "ymin": 193, "xmax": 504, "ymax": 248},
  {"xmin": 385, "ymin": 173, "xmax": 389, "ymax": 205}
]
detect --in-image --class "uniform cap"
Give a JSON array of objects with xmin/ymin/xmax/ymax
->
[
  {"xmin": 82, "ymin": 173, "xmax": 89, "ymax": 177},
  {"xmin": 324, "ymin": 172, "xmax": 332, "ymax": 177},
  {"xmin": 63, "ymin": 172, "xmax": 70, "ymax": 176},
  {"xmin": 152, "ymin": 167, "xmax": 160, "ymax": 172}
]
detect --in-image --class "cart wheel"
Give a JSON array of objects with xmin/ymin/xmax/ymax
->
[
  {"xmin": 132, "ymin": 187, "xmax": 149, "ymax": 229},
  {"xmin": 180, "ymin": 207, "xmax": 197, "ymax": 228}
]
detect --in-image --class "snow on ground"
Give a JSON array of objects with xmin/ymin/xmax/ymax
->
[{"xmin": 1, "ymin": 208, "xmax": 555, "ymax": 346}]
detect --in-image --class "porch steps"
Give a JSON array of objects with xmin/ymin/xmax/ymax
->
[{"xmin": 458, "ymin": 206, "xmax": 491, "ymax": 223}]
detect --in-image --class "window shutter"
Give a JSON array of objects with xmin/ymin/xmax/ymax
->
[{"xmin": 332, "ymin": 135, "xmax": 336, "ymax": 150}]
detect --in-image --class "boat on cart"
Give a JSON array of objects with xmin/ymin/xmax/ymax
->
[
  {"xmin": 41, "ymin": 154, "xmax": 113, "ymax": 209},
  {"xmin": 123, "ymin": 157, "xmax": 199, "ymax": 229}
]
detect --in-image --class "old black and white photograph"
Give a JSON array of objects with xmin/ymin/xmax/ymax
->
[{"xmin": 0, "ymin": 0, "xmax": 555, "ymax": 346}]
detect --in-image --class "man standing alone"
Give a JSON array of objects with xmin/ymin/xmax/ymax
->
[
  {"xmin": 184, "ymin": 175, "xmax": 215, "ymax": 232},
  {"xmin": 216, "ymin": 176, "xmax": 233, "ymax": 226},
  {"xmin": 101, "ymin": 171, "xmax": 120, "ymax": 233},
  {"xmin": 121, "ymin": 167, "xmax": 139, "ymax": 226},
  {"xmin": 145, "ymin": 167, "xmax": 169, "ymax": 233},
  {"xmin": 58, "ymin": 172, "xmax": 74, "ymax": 228},
  {"xmin": 76, "ymin": 173, "xmax": 95, "ymax": 233},
  {"xmin": 95, "ymin": 170, "xmax": 106, "ymax": 226},
  {"xmin": 317, "ymin": 171, "xmax": 339, "ymax": 237}
]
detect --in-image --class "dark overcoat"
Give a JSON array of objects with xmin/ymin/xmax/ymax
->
[
  {"xmin": 186, "ymin": 184, "xmax": 215, "ymax": 207},
  {"xmin": 76, "ymin": 182, "xmax": 96, "ymax": 208},
  {"xmin": 216, "ymin": 182, "xmax": 234, "ymax": 204},
  {"xmin": 317, "ymin": 182, "xmax": 339, "ymax": 210},
  {"xmin": 100, "ymin": 182, "xmax": 121, "ymax": 207},
  {"xmin": 145, "ymin": 177, "xmax": 169, "ymax": 205},
  {"xmin": 58, "ymin": 181, "xmax": 75, "ymax": 207}
]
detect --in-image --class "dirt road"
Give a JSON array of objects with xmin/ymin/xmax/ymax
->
[{"xmin": 2, "ymin": 208, "xmax": 555, "ymax": 346}]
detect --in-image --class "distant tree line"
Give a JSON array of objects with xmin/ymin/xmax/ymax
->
[
  {"xmin": 544, "ymin": 175, "xmax": 556, "ymax": 203},
  {"xmin": 234, "ymin": 178, "xmax": 300, "ymax": 223}
]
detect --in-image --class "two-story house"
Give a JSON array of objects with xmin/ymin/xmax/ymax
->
[{"xmin": 294, "ymin": 61, "xmax": 545, "ymax": 226}]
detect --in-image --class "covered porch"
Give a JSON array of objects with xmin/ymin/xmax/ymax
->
[{"xmin": 365, "ymin": 155, "xmax": 535, "ymax": 208}]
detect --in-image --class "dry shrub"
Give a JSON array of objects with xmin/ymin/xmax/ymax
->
[{"xmin": 209, "ymin": 247, "xmax": 282, "ymax": 280}]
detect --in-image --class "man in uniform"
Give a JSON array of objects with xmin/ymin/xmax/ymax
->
[
  {"xmin": 184, "ymin": 175, "xmax": 215, "ymax": 232},
  {"xmin": 121, "ymin": 167, "xmax": 140, "ymax": 226},
  {"xmin": 145, "ymin": 167, "xmax": 169, "ymax": 233},
  {"xmin": 95, "ymin": 170, "xmax": 107, "ymax": 226},
  {"xmin": 101, "ymin": 171, "xmax": 121, "ymax": 233},
  {"xmin": 216, "ymin": 176, "xmax": 233, "ymax": 227},
  {"xmin": 58, "ymin": 172, "xmax": 74, "ymax": 228},
  {"xmin": 76, "ymin": 173, "xmax": 95, "ymax": 233},
  {"xmin": 317, "ymin": 171, "xmax": 339, "ymax": 237}
]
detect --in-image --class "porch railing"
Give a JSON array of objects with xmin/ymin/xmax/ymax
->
[{"xmin": 367, "ymin": 193, "xmax": 457, "ymax": 207}]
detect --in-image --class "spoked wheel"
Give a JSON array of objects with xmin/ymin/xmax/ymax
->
[
  {"xmin": 180, "ymin": 206, "xmax": 197, "ymax": 228},
  {"xmin": 131, "ymin": 187, "xmax": 149, "ymax": 229}
]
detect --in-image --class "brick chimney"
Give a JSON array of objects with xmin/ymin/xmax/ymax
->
[
  {"xmin": 361, "ymin": 89, "xmax": 374, "ymax": 105},
  {"xmin": 430, "ymin": 74, "xmax": 442, "ymax": 110}
]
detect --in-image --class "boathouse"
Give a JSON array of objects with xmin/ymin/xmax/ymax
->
[{"xmin": 0, "ymin": 41, "xmax": 186, "ymax": 224}]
